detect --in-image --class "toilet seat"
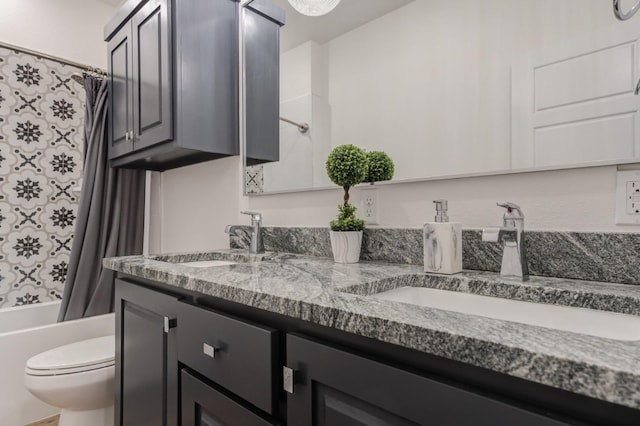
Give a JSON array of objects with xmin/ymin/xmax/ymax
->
[{"xmin": 25, "ymin": 335, "xmax": 115, "ymax": 376}]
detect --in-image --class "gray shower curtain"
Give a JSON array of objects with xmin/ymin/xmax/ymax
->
[{"xmin": 58, "ymin": 74, "xmax": 145, "ymax": 321}]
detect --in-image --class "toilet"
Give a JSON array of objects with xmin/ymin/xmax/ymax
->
[{"xmin": 24, "ymin": 335, "xmax": 115, "ymax": 426}]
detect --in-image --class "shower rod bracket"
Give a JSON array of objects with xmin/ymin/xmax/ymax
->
[{"xmin": 280, "ymin": 117, "xmax": 309, "ymax": 133}]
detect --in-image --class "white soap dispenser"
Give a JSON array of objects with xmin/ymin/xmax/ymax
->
[{"xmin": 423, "ymin": 200, "xmax": 462, "ymax": 274}]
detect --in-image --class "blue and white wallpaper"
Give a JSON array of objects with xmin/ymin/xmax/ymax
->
[{"xmin": 0, "ymin": 45, "xmax": 85, "ymax": 309}]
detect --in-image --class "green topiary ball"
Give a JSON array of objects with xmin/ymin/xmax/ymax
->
[
  {"xmin": 365, "ymin": 151, "xmax": 394, "ymax": 183},
  {"xmin": 326, "ymin": 144, "xmax": 368, "ymax": 188}
]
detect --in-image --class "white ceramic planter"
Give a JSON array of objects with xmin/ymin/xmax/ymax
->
[{"xmin": 329, "ymin": 231, "xmax": 363, "ymax": 264}]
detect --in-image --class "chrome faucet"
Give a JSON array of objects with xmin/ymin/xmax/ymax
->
[
  {"xmin": 225, "ymin": 211, "xmax": 264, "ymax": 254},
  {"xmin": 482, "ymin": 202, "xmax": 529, "ymax": 281}
]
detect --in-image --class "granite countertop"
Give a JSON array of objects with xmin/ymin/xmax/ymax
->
[{"xmin": 104, "ymin": 250, "xmax": 640, "ymax": 410}]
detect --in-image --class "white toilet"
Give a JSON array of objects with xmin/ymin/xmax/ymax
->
[{"xmin": 24, "ymin": 335, "xmax": 115, "ymax": 426}]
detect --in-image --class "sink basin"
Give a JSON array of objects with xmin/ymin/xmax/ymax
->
[
  {"xmin": 179, "ymin": 260, "xmax": 238, "ymax": 268},
  {"xmin": 371, "ymin": 287, "xmax": 640, "ymax": 341}
]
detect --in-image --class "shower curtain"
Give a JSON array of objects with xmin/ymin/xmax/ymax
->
[{"xmin": 57, "ymin": 74, "xmax": 145, "ymax": 321}]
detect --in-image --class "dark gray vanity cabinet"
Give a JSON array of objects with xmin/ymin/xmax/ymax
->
[
  {"xmin": 286, "ymin": 334, "xmax": 570, "ymax": 426},
  {"xmin": 105, "ymin": 0, "xmax": 239, "ymax": 171},
  {"xmin": 243, "ymin": 0, "xmax": 285, "ymax": 166},
  {"xmin": 114, "ymin": 279, "xmax": 178, "ymax": 426},
  {"xmin": 113, "ymin": 276, "xmax": 639, "ymax": 426}
]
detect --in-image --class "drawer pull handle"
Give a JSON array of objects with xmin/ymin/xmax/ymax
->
[
  {"xmin": 283, "ymin": 366, "xmax": 294, "ymax": 394},
  {"xmin": 203, "ymin": 343, "xmax": 217, "ymax": 358},
  {"xmin": 163, "ymin": 317, "xmax": 177, "ymax": 333}
]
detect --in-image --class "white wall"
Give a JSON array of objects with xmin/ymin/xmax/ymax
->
[
  {"xmin": 245, "ymin": 163, "xmax": 640, "ymax": 232},
  {"xmin": 154, "ymin": 157, "xmax": 245, "ymax": 253},
  {"xmin": 0, "ymin": 0, "xmax": 117, "ymax": 68},
  {"xmin": 152, "ymin": 158, "xmax": 640, "ymax": 254}
]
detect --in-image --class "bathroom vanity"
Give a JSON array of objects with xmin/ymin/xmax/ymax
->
[{"xmin": 105, "ymin": 251, "xmax": 640, "ymax": 426}]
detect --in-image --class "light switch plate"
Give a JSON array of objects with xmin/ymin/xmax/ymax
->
[{"xmin": 615, "ymin": 169, "xmax": 640, "ymax": 225}]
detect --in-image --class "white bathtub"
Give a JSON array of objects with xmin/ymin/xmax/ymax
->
[{"xmin": 0, "ymin": 301, "xmax": 115, "ymax": 426}]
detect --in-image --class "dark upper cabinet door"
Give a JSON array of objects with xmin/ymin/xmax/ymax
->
[
  {"xmin": 108, "ymin": 24, "xmax": 134, "ymax": 159},
  {"xmin": 115, "ymin": 279, "xmax": 178, "ymax": 426},
  {"xmin": 243, "ymin": 0, "xmax": 285, "ymax": 166},
  {"xmin": 131, "ymin": 0, "xmax": 173, "ymax": 152},
  {"xmin": 286, "ymin": 334, "xmax": 570, "ymax": 426},
  {"xmin": 176, "ymin": 0, "xmax": 238, "ymax": 156}
]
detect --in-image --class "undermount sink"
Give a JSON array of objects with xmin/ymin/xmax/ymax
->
[
  {"xmin": 371, "ymin": 287, "xmax": 640, "ymax": 341},
  {"xmin": 179, "ymin": 260, "xmax": 238, "ymax": 267}
]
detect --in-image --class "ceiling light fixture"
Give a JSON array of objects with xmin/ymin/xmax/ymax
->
[{"xmin": 287, "ymin": 0, "xmax": 341, "ymax": 16}]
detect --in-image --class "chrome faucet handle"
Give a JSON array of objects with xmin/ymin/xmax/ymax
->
[
  {"xmin": 496, "ymin": 202, "xmax": 523, "ymax": 218},
  {"xmin": 496, "ymin": 202, "xmax": 524, "ymax": 229},
  {"xmin": 240, "ymin": 211, "xmax": 262, "ymax": 224}
]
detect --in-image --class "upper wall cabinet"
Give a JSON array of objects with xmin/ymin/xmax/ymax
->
[{"xmin": 105, "ymin": 0, "xmax": 239, "ymax": 171}]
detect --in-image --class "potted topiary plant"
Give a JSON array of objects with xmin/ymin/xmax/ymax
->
[
  {"xmin": 364, "ymin": 150, "xmax": 395, "ymax": 183},
  {"xmin": 326, "ymin": 144, "xmax": 368, "ymax": 263}
]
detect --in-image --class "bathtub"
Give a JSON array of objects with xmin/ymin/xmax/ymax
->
[{"xmin": 0, "ymin": 301, "xmax": 115, "ymax": 426}]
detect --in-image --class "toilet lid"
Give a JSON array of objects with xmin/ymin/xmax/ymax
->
[{"xmin": 26, "ymin": 335, "xmax": 115, "ymax": 375}]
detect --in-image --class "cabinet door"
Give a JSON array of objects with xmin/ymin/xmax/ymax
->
[
  {"xmin": 181, "ymin": 370, "xmax": 279, "ymax": 426},
  {"xmin": 243, "ymin": 0, "xmax": 284, "ymax": 165},
  {"xmin": 176, "ymin": 0, "xmax": 238, "ymax": 156},
  {"xmin": 108, "ymin": 24, "xmax": 134, "ymax": 159},
  {"xmin": 131, "ymin": 0, "xmax": 173, "ymax": 151},
  {"xmin": 115, "ymin": 279, "xmax": 178, "ymax": 426},
  {"xmin": 286, "ymin": 334, "xmax": 570, "ymax": 426}
]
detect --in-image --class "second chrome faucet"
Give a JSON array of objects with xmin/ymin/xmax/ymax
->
[
  {"xmin": 482, "ymin": 202, "xmax": 529, "ymax": 282},
  {"xmin": 225, "ymin": 211, "xmax": 265, "ymax": 254}
]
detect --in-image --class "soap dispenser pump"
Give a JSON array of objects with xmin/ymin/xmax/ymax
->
[{"xmin": 424, "ymin": 200, "xmax": 462, "ymax": 274}]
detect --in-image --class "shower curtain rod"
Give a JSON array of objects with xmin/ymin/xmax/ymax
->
[{"xmin": 0, "ymin": 40, "xmax": 106, "ymax": 73}]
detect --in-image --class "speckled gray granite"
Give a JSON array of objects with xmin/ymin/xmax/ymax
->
[
  {"xmin": 230, "ymin": 227, "xmax": 640, "ymax": 285},
  {"xmin": 105, "ymin": 250, "xmax": 640, "ymax": 410}
]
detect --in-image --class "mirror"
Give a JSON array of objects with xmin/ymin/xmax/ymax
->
[{"xmin": 244, "ymin": 0, "xmax": 640, "ymax": 194}]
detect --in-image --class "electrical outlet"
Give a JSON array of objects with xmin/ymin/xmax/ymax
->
[
  {"xmin": 627, "ymin": 181, "xmax": 640, "ymax": 215},
  {"xmin": 360, "ymin": 187, "xmax": 379, "ymax": 225},
  {"xmin": 616, "ymin": 170, "xmax": 640, "ymax": 225}
]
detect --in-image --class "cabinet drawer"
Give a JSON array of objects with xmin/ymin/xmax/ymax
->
[
  {"xmin": 177, "ymin": 302, "xmax": 277, "ymax": 414},
  {"xmin": 181, "ymin": 369, "xmax": 279, "ymax": 426}
]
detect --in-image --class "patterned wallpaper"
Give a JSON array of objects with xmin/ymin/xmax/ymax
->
[{"xmin": 0, "ymin": 46, "xmax": 84, "ymax": 309}]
